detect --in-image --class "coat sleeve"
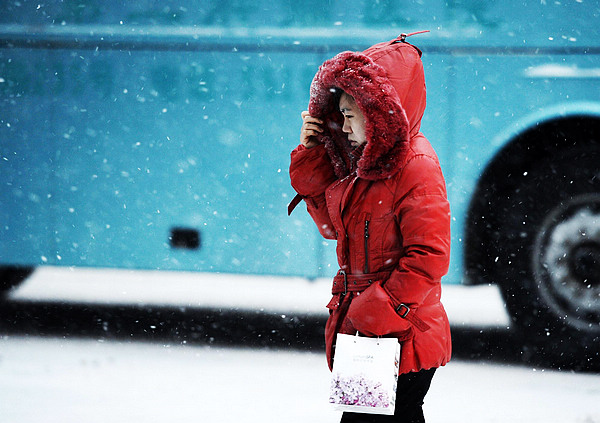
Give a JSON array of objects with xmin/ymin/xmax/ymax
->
[
  {"xmin": 289, "ymin": 144, "xmax": 337, "ymax": 239},
  {"xmin": 383, "ymin": 154, "xmax": 451, "ymax": 309}
]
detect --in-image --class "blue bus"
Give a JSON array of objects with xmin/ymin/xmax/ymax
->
[{"xmin": 1, "ymin": 1, "xmax": 599, "ymax": 362}]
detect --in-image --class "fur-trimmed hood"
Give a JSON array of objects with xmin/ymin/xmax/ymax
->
[{"xmin": 308, "ymin": 38, "xmax": 427, "ymax": 180}]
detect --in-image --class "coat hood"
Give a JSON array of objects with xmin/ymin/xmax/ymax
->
[{"xmin": 308, "ymin": 38, "xmax": 427, "ymax": 180}]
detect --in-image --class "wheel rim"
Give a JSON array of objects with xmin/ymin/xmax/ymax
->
[{"xmin": 533, "ymin": 194, "xmax": 600, "ymax": 333}]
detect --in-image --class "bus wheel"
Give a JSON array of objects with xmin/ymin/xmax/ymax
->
[
  {"xmin": 0, "ymin": 266, "xmax": 34, "ymax": 296},
  {"xmin": 496, "ymin": 150, "xmax": 600, "ymax": 368},
  {"xmin": 533, "ymin": 194, "xmax": 600, "ymax": 333}
]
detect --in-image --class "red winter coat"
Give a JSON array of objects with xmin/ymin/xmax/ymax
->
[{"xmin": 289, "ymin": 37, "xmax": 452, "ymax": 374}]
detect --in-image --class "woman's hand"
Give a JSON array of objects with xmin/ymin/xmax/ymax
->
[{"xmin": 300, "ymin": 111, "xmax": 323, "ymax": 149}]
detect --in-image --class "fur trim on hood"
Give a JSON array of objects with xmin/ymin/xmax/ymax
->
[{"xmin": 308, "ymin": 40, "xmax": 426, "ymax": 180}]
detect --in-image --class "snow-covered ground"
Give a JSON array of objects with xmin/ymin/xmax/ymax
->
[
  {"xmin": 1, "ymin": 336, "xmax": 599, "ymax": 423},
  {"xmin": 2, "ymin": 267, "xmax": 599, "ymax": 422}
]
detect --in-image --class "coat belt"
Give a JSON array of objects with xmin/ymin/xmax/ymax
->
[
  {"xmin": 331, "ymin": 269, "xmax": 431, "ymax": 333},
  {"xmin": 331, "ymin": 270, "xmax": 390, "ymax": 294}
]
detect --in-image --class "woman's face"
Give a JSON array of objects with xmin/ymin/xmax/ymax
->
[{"xmin": 339, "ymin": 92, "xmax": 367, "ymax": 148}]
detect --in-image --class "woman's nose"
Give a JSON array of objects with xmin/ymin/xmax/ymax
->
[{"xmin": 342, "ymin": 119, "xmax": 351, "ymax": 133}]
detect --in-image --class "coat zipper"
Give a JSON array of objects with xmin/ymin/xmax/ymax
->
[{"xmin": 364, "ymin": 215, "xmax": 370, "ymax": 274}]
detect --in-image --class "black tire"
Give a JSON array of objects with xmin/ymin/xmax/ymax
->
[
  {"xmin": 495, "ymin": 148, "xmax": 600, "ymax": 369},
  {"xmin": 0, "ymin": 266, "xmax": 34, "ymax": 296}
]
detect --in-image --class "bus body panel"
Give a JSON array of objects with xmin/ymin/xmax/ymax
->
[
  {"xmin": 2, "ymin": 1, "xmax": 600, "ymax": 283},
  {"xmin": 1, "ymin": 45, "xmax": 328, "ymax": 277}
]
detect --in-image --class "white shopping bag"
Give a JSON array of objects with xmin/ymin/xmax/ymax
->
[{"xmin": 329, "ymin": 333, "xmax": 400, "ymax": 415}]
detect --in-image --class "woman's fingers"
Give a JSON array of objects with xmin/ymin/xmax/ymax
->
[
  {"xmin": 303, "ymin": 122, "xmax": 323, "ymax": 133},
  {"xmin": 303, "ymin": 129, "xmax": 320, "ymax": 138},
  {"xmin": 301, "ymin": 111, "xmax": 323, "ymax": 125},
  {"xmin": 300, "ymin": 129, "xmax": 320, "ymax": 148},
  {"xmin": 300, "ymin": 111, "xmax": 323, "ymax": 148}
]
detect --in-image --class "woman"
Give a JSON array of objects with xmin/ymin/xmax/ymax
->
[{"xmin": 289, "ymin": 35, "xmax": 451, "ymax": 422}]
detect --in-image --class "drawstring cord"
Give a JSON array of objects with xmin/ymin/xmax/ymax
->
[
  {"xmin": 398, "ymin": 30, "xmax": 430, "ymax": 42},
  {"xmin": 394, "ymin": 30, "xmax": 430, "ymax": 56}
]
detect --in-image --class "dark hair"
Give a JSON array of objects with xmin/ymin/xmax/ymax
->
[{"xmin": 331, "ymin": 86, "xmax": 343, "ymax": 107}]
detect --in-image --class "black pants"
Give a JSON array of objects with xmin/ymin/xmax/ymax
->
[{"xmin": 339, "ymin": 368, "xmax": 436, "ymax": 423}]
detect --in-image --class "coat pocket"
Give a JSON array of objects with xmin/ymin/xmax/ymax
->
[{"xmin": 346, "ymin": 282, "xmax": 413, "ymax": 340}]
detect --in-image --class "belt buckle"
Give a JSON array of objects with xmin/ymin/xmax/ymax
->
[{"xmin": 396, "ymin": 303, "xmax": 410, "ymax": 318}]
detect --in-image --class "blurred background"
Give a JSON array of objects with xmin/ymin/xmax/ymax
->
[{"xmin": 1, "ymin": 1, "xmax": 599, "ymax": 421}]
